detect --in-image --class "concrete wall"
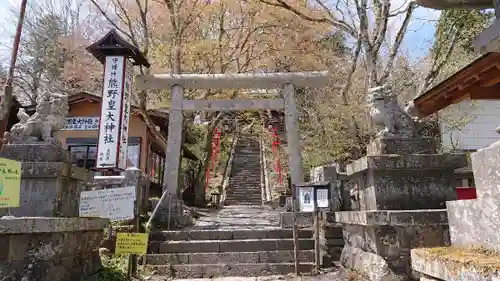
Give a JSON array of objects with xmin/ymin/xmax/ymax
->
[{"xmin": 440, "ymin": 99, "xmax": 500, "ymax": 151}]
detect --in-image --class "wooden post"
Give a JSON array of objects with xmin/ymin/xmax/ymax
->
[
  {"xmin": 291, "ymin": 183, "xmax": 300, "ymax": 275},
  {"xmin": 314, "ymin": 191, "xmax": 321, "ymax": 272},
  {"xmin": 125, "ymin": 167, "xmax": 142, "ymax": 277}
]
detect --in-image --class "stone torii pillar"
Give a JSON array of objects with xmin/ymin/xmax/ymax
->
[{"xmin": 135, "ymin": 72, "xmax": 329, "ymax": 198}]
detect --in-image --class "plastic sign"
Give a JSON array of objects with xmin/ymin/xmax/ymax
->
[
  {"xmin": 0, "ymin": 158, "xmax": 21, "ymax": 208},
  {"xmin": 115, "ymin": 233, "xmax": 148, "ymax": 255}
]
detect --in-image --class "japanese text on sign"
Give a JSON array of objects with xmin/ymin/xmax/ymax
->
[
  {"xmin": 62, "ymin": 117, "xmax": 99, "ymax": 131},
  {"xmin": 115, "ymin": 233, "xmax": 148, "ymax": 255},
  {"xmin": 79, "ymin": 186, "xmax": 135, "ymax": 221},
  {"xmin": 0, "ymin": 158, "xmax": 21, "ymax": 208},
  {"xmin": 118, "ymin": 60, "xmax": 133, "ymax": 170},
  {"xmin": 316, "ymin": 189, "xmax": 329, "ymax": 208},
  {"xmin": 96, "ymin": 56, "xmax": 125, "ymax": 169}
]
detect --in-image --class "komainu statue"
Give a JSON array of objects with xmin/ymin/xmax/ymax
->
[
  {"xmin": 9, "ymin": 91, "xmax": 69, "ymax": 142},
  {"xmin": 368, "ymin": 84, "xmax": 417, "ymax": 138}
]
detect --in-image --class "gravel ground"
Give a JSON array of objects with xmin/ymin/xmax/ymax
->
[{"xmin": 147, "ymin": 267, "xmax": 368, "ymax": 281}]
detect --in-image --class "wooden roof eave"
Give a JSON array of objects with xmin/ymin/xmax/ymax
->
[{"xmin": 414, "ymin": 52, "xmax": 500, "ymax": 117}]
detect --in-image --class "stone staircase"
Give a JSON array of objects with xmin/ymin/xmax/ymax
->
[
  {"xmin": 225, "ymin": 133, "xmax": 263, "ymax": 205},
  {"xmin": 146, "ymin": 228, "xmax": 315, "ymax": 278}
]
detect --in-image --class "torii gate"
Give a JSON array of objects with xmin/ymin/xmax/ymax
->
[{"xmin": 135, "ymin": 72, "xmax": 329, "ymax": 197}]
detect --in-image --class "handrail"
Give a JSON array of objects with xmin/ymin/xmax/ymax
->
[
  {"xmin": 219, "ymin": 131, "xmax": 238, "ymax": 204},
  {"xmin": 143, "ymin": 189, "xmax": 172, "ymax": 266},
  {"xmin": 260, "ymin": 129, "xmax": 271, "ymax": 202}
]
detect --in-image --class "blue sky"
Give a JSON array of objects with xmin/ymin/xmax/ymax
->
[{"xmin": 0, "ymin": 0, "xmax": 439, "ymax": 64}]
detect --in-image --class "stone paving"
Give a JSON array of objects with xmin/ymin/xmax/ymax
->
[
  {"xmin": 192, "ymin": 205, "xmax": 281, "ymax": 230},
  {"xmin": 147, "ymin": 268, "xmax": 368, "ymax": 280}
]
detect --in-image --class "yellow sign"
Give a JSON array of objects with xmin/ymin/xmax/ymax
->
[
  {"xmin": 0, "ymin": 158, "xmax": 21, "ymax": 208},
  {"xmin": 115, "ymin": 233, "xmax": 148, "ymax": 255}
]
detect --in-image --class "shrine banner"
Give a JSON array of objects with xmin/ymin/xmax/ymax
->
[{"xmin": 96, "ymin": 56, "xmax": 132, "ymax": 170}]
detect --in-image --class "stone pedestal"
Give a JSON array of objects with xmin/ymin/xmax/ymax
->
[
  {"xmin": 0, "ymin": 217, "xmax": 108, "ymax": 281},
  {"xmin": 337, "ymin": 210, "xmax": 449, "ymax": 278},
  {"xmin": 336, "ymin": 136, "xmax": 466, "ymax": 280},
  {"xmin": 411, "ymin": 141, "xmax": 500, "ymax": 281},
  {"xmin": 345, "ymin": 154, "xmax": 463, "ymax": 210},
  {"xmin": 150, "ymin": 197, "xmax": 193, "ymax": 229},
  {"xmin": 366, "ymin": 137, "xmax": 436, "ymax": 156},
  {"xmin": 0, "ymin": 142, "xmax": 91, "ymax": 217}
]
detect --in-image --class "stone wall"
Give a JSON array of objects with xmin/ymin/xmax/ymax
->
[
  {"xmin": 411, "ymin": 141, "xmax": 500, "ymax": 281},
  {"xmin": 321, "ymin": 214, "xmax": 344, "ymax": 267},
  {"xmin": 0, "ymin": 217, "xmax": 108, "ymax": 281}
]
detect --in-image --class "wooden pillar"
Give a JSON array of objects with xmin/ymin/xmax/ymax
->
[
  {"xmin": 283, "ymin": 83, "xmax": 303, "ymax": 192},
  {"xmin": 162, "ymin": 85, "xmax": 184, "ymax": 195}
]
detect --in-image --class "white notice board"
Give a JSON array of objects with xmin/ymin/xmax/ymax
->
[
  {"xmin": 79, "ymin": 186, "xmax": 136, "ymax": 221},
  {"xmin": 316, "ymin": 189, "xmax": 329, "ymax": 208},
  {"xmin": 299, "ymin": 186, "xmax": 314, "ymax": 212}
]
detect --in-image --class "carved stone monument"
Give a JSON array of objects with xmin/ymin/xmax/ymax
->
[
  {"xmin": 335, "ymin": 85, "xmax": 467, "ymax": 280},
  {"xmin": 366, "ymin": 85, "xmax": 435, "ymax": 155},
  {"xmin": 0, "ymin": 90, "xmax": 87, "ymax": 217},
  {"xmin": 0, "ymin": 90, "xmax": 108, "ymax": 281},
  {"xmin": 9, "ymin": 90, "xmax": 69, "ymax": 143}
]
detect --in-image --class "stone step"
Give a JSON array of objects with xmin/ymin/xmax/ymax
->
[
  {"xmin": 150, "ymin": 228, "xmax": 313, "ymax": 241},
  {"xmin": 225, "ymin": 201, "xmax": 262, "ymax": 205},
  {"xmin": 226, "ymin": 184, "xmax": 260, "ymax": 187},
  {"xmin": 224, "ymin": 200, "xmax": 262, "ymax": 204},
  {"xmin": 225, "ymin": 198, "xmax": 262, "ymax": 202},
  {"xmin": 225, "ymin": 194, "xmax": 262, "ymax": 198},
  {"xmin": 226, "ymin": 190, "xmax": 260, "ymax": 193},
  {"xmin": 145, "ymin": 250, "xmax": 315, "ymax": 265},
  {"xmin": 149, "ymin": 239, "xmax": 315, "ymax": 253},
  {"xmin": 148, "ymin": 262, "xmax": 314, "ymax": 278},
  {"xmin": 226, "ymin": 189, "xmax": 261, "ymax": 192},
  {"xmin": 226, "ymin": 191, "xmax": 262, "ymax": 194},
  {"xmin": 232, "ymin": 163, "xmax": 261, "ymax": 167},
  {"xmin": 230, "ymin": 172, "xmax": 261, "ymax": 176}
]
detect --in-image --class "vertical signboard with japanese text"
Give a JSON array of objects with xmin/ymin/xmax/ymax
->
[
  {"xmin": 96, "ymin": 56, "xmax": 125, "ymax": 169},
  {"xmin": 118, "ymin": 60, "xmax": 133, "ymax": 170}
]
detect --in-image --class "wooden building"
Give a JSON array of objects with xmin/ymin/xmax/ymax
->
[
  {"xmin": 10, "ymin": 91, "xmax": 198, "ymax": 196},
  {"xmin": 413, "ymin": 52, "xmax": 500, "ymax": 197},
  {"xmin": 414, "ymin": 52, "xmax": 500, "ymax": 150}
]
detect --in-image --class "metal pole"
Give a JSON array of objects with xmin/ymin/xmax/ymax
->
[{"xmin": 291, "ymin": 183, "xmax": 300, "ymax": 275}]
